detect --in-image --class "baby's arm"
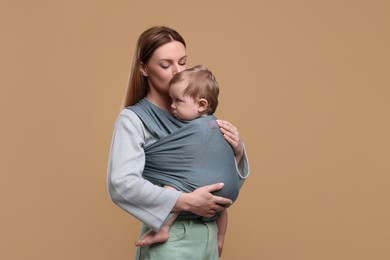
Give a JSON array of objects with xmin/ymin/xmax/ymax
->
[{"xmin": 217, "ymin": 209, "xmax": 228, "ymax": 257}]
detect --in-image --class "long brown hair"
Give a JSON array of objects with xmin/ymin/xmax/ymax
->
[{"xmin": 121, "ymin": 26, "xmax": 186, "ymax": 109}]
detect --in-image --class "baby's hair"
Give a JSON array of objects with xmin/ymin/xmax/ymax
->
[{"xmin": 170, "ymin": 65, "xmax": 219, "ymax": 114}]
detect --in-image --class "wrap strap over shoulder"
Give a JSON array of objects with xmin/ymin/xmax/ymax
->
[{"xmin": 127, "ymin": 98, "xmax": 187, "ymax": 139}]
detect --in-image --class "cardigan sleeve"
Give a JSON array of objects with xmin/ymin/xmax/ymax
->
[
  {"xmin": 237, "ymin": 144, "xmax": 250, "ymax": 189},
  {"xmin": 107, "ymin": 110, "xmax": 181, "ymax": 231}
]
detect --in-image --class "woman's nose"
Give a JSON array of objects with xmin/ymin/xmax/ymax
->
[
  {"xmin": 177, "ymin": 65, "xmax": 184, "ymax": 73},
  {"xmin": 172, "ymin": 64, "xmax": 183, "ymax": 75}
]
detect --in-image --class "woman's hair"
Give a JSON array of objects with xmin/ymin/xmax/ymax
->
[
  {"xmin": 121, "ymin": 26, "xmax": 186, "ymax": 109},
  {"xmin": 170, "ymin": 65, "xmax": 219, "ymax": 115}
]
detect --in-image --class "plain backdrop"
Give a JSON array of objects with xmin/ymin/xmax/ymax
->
[{"xmin": 1, "ymin": 1, "xmax": 389, "ymax": 259}]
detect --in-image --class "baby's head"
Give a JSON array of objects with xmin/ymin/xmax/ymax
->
[{"xmin": 169, "ymin": 65, "xmax": 219, "ymax": 120}]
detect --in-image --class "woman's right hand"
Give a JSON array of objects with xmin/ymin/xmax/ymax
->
[{"xmin": 173, "ymin": 183, "xmax": 233, "ymax": 218}]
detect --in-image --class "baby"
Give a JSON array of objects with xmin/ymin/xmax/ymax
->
[{"xmin": 136, "ymin": 65, "xmax": 240, "ymax": 252}]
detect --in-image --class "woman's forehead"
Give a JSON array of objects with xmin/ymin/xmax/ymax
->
[{"xmin": 151, "ymin": 41, "xmax": 187, "ymax": 60}]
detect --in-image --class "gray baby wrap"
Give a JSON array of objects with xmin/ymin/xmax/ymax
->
[{"xmin": 128, "ymin": 99, "xmax": 240, "ymax": 218}]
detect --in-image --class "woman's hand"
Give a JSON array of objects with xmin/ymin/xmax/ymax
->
[
  {"xmin": 217, "ymin": 119, "xmax": 244, "ymax": 162},
  {"xmin": 174, "ymin": 183, "xmax": 232, "ymax": 218}
]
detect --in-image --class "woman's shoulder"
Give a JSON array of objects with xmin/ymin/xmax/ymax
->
[
  {"xmin": 119, "ymin": 107, "xmax": 139, "ymax": 118},
  {"xmin": 113, "ymin": 108, "xmax": 152, "ymax": 141},
  {"xmin": 116, "ymin": 108, "xmax": 144, "ymax": 128}
]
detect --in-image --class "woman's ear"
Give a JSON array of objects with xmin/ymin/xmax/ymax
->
[
  {"xmin": 198, "ymin": 98, "xmax": 209, "ymax": 113},
  {"xmin": 140, "ymin": 63, "xmax": 148, "ymax": 76}
]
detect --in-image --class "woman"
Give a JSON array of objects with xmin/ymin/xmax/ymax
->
[{"xmin": 107, "ymin": 26, "xmax": 249, "ymax": 259}]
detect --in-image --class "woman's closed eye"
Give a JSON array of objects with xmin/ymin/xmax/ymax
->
[
  {"xmin": 179, "ymin": 57, "xmax": 187, "ymax": 66},
  {"xmin": 160, "ymin": 63, "xmax": 186, "ymax": 69},
  {"xmin": 160, "ymin": 63, "xmax": 170, "ymax": 69}
]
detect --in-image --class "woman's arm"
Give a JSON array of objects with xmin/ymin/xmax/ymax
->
[{"xmin": 107, "ymin": 111, "xmax": 181, "ymax": 231}]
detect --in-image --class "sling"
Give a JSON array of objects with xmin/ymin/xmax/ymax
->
[{"xmin": 128, "ymin": 99, "xmax": 240, "ymax": 218}]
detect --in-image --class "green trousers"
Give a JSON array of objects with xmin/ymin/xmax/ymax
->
[{"xmin": 135, "ymin": 220, "xmax": 219, "ymax": 260}]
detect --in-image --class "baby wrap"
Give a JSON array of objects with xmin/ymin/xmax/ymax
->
[{"xmin": 128, "ymin": 99, "xmax": 240, "ymax": 218}]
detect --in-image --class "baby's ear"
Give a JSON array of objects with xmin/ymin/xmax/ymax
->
[{"xmin": 198, "ymin": 98, "xmax": 209, "ymax": 113}]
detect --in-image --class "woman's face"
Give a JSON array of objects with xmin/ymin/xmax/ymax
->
[{"xmin": 141, "ymin": 41, "xmax": 187, "ymax": 96}]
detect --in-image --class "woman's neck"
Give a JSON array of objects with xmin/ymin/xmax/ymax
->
[{"xmin": 145, "ymin": 92, "xmax": 171, "ymax": 112}]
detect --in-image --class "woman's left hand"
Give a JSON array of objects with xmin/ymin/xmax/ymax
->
[{"xmin": 217, "ymin": 119, "xmax": 244, "ymax": 162}]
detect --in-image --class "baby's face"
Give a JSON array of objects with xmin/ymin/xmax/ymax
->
[{"xmin": 169, "ymin": 81, "xmax": 201, "ymax": 120}]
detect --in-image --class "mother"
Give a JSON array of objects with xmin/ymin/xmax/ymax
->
[{"xmin": 107, "ymin": 26, "xmax": 249, "ymax": 259}]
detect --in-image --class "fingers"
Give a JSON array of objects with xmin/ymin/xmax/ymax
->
[
  {"xmin": 217, "ymin": 124, "xmax": 244, "ymax": 162},
  {"xmin": 220, "ymin": 127, "xmax": 240, "ymax": 143},
  {"xmin": 203, "ymin": 182, "xmax": 224, "ymax": 192},
  {"xmin": 189, "ymin": 184, "xmax": 232, "ymax": 217},
  {"xmin": 205, "ymin": 204, "xmax": 226, "ymax": 218},
  {"xmin": 217, "ymin": 120, "xmax": 238, "ymax": 137},
  {"xmin": 221, "ymin": 131, "xmax": 241, "ymax": 148},
  {"xmin": 213, "ymin": 195, "xmax": 233, "ymax": 207},
  {"xmin": 217, "ymin": 119, "xmax": 242, "ymax": 147},
  {"xmin": 205, "ymin": 212, "xmax": 216, "ymax": 218},
  {"xmin": 202, "ymin": 183, "xmax": 233, "ymax": 205},
  {"xmin": 216, "ymin": 119, "xmax": 232, "ymax": 128},
  {"xmin": 216, "ymin": 119, "xmax": 237, "ymax": 131},
  {"xmin": 200, "ymin": 183, "xmax": 231, "ymax": 203}
]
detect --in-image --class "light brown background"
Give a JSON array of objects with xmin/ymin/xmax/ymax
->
[{"xmin": 1, "ymin": 0, "xmax": 389, "ymax": 259}]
